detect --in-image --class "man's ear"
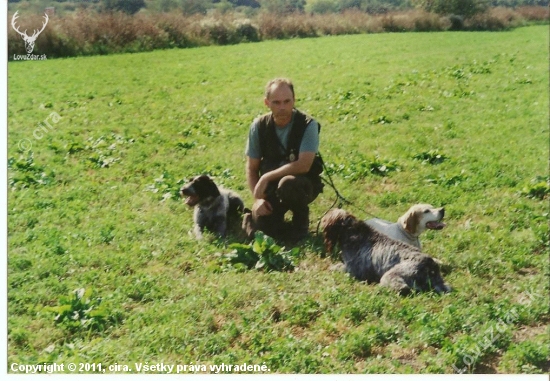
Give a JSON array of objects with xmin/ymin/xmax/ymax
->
[{"xmin": 264, "ymin": 97, "xmax": 270, "ymax": 107}]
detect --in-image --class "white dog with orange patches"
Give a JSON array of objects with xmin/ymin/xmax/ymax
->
[{"xmin": 366, "ymin": 204, "xmax": 446, "ymax": 250}]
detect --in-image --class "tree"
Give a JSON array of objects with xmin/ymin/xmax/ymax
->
[
  {"xmin": 411, "ymin": 0, "xmax": 488, "ymax": 17},
  {"xmin": 228, "ymin": 0, "xmax": 261, "ymax": 7},
  {"xmin": 258, "ymin": 0, "xmax": 306, "ymax": 13},
  {"xmin": 180, "ymin": 0, "xmax": 213, "ymax": 14},
  {"xmin": 103, "ymin": 0, "xmax": 146, "ymax": 14},
  {"xmin": 305, "ymin": 0, "xmax": 413, "ymax": 14},
  {"xmin": 158, "ymin": 0, "xmax": 180, "ymax": 12},
  {"xmin": 305, "ymin": 0, "xmax": 340, "ymax": 13}
]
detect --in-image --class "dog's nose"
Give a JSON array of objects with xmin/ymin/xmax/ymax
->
[{"xmin": 440, "ymin": 207, "xmax": 445, "ymax": 217}]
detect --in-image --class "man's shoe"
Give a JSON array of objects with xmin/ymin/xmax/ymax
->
[{"xmin": 242, "ymin": 211, "xmax": 256, "ymax": 240}]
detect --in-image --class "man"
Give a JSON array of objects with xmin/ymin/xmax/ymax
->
[{"xmin": 243, "ymin": 78, "xmax": 323, "ymax": 241}]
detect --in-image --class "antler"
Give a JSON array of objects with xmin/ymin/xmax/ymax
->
[
  {"xmin": 11, "ymin": 11, "xmax": 28, "ymax": 38},
  {"xmin": 30, "ymin": 13, "xmax": 49, "ymax": 39}
]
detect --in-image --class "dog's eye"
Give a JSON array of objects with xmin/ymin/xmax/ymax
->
[{"xmin": 423, "ymin": 209, "xmax": 430, "ymax": 213}]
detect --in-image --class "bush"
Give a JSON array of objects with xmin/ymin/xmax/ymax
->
[
  {"xmin": 449, "ymin": 14, "xmax": 465, "ymax": 30},
  {"xmin": 411, "ymin": 10, "xmax": 449, "ymax": 31},
  {"xmin": 516, "ymin": 5, "xmax": 550, "ymax": 22},
  {"xmin": 465, "ymin": 7, "xmax": 523, "ymax": 30},
  {"xmin": 200, "ymin": 18, "xmax": 238, "ymax": 45},
  {"xmin": 281, "ymin": 13, "xmax": 318, "ymax": 37},
  {"xmin": 153, "ymin": 13, "xmax": 203, "ymax": 48},
  {"xmin": 234, "ymin": 19, "xmax": 260, "ymax": 42},
  {"xmin": 257, "ymin": 12, "xmax": 287, "ymax": 39}
]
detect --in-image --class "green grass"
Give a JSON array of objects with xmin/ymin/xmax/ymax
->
[{"xmin": 7, "ymin": 26, "xmax": 549, "ymax": 374}]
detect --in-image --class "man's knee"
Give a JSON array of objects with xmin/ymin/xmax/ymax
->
[
  {"xmin": 278, "ymin": 175, "xmax": 299, "ymax": 196},
  {"xmin": 277, "ymin": 175, "xmax": 315, "ymax": 207}
]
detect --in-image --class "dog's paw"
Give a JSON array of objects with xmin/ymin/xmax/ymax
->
[
  {"xmin": 380, "ymin": 272, "xmax": 411, "ymax": 296},
  {"xmin": 329, "ymin": 263, "xmax": 346, "ymax": 272}
]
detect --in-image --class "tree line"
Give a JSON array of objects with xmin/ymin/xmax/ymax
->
[
  {"xmin": 8, "ymin": 0, "xmax": 548, "ymax": 59},
  {"xmin": 8, "ymin": 0, "xmax": 550, "ymax": 15}
]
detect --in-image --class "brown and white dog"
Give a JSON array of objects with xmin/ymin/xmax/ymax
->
[
  {"xmin": 321, "ymin": 208, "xmax": 451, "ymax": 295},
  {"xmin": 366, "ymin": 204, "xmax": 446, "ymax": 250},
  {"xmin": 180, "ymin": 175, "xmax": 244, "ymax": 239}
]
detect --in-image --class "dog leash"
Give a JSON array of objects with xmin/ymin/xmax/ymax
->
[{"xmin": 315, "ymin": 153, "xmax": 381, "ymax": 235}]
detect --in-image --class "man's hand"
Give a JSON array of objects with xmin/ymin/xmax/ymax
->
[
  {"xmin": 253, "ymin": 175, "xmax": 272, "ymax": 200},
  {"xmin": 252, "ymin": 198, "xmax": 273, "ymax": 217},
  {"xmin": 247, "ymin": 153, "xmax": 315, "ymax": 199}
]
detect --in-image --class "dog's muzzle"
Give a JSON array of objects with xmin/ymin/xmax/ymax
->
[
  {"xmin": 426, "ymin": 208, "xmax": 446, "ymax": 230},
  {"xmin": 180, "ymin": 186, "xmax": 200, "ymax": 207}
]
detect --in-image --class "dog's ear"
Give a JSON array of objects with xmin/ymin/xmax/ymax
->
[
  {"xmin": 322, "ymin": 215, "xmax": 344, "ymax": 255},
  {"xmin": 197, "ymin": 175, "xmax": 220, "ymax": 197},
  {"xmin": 321, "ymin": 209, "xmax": 356, "ymax": 254},
  {"xmin": 196, "ymin": 174, "xmax": 212, "ymax": 183},
  {"xmin": 323, "ymin": 225, "xmax": 338, "ymax": 255},
  {"xmin": 401, "ymin": 209, "xmax": 419, "ymax": 234}
]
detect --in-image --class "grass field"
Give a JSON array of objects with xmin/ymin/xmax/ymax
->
[{"xmin": 7, "ymin": 25, "xmax": 549, "ymax": 374}]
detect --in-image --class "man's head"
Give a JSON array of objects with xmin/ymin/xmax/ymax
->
[{"xmin": 264, "ymin": 78, "xmax": 295, "ymax": 126}]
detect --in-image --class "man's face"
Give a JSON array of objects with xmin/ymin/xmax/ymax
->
[{"xmin": 265, "ymin": 83, "xmax": 294, "ymax": 126}]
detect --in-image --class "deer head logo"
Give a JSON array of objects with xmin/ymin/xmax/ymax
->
[{"xmin": 11, "ymin": 11, "xmax": 49, "ymax": 54}]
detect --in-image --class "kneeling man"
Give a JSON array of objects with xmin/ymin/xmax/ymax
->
[{"xmin": 243, "ymin": 78, "xmax": 323, "ymax": 241}]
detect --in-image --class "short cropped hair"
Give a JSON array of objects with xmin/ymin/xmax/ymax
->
[{"xmin": 264, "ymin": 78, "xmax": 295, "ymax": 100}]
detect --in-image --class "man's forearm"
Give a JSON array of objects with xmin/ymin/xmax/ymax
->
[
  {"xmin": 246, "ymin": 170, "xmax": 260, "ymax": 195},
  {"xmin": 260, "ymin": 152, "xmax": 315, "ymax": 184}
]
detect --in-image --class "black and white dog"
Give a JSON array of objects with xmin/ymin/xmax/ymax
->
[
  {"xmin": 321, "ymin": 208, "xmax": 451, "ymax": 295},
  {"xmin": 180, "ymin": 175, "xmax": 244, "ymax": 239}
]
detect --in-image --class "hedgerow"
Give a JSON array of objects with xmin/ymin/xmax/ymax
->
[{"xmin": 8, "ymin": 6, "xmax": 549, "ymax": 59}]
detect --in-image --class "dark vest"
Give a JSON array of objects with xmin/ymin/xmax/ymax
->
[{"xmin": 258, "ymin": 109, "xmax": 323, "ymax": 179}]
